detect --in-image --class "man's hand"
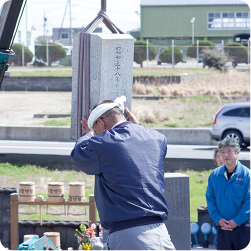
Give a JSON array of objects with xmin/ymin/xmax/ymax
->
[
  {"xmin": 125, "ymin": 108, "xmax": 139, "ymax": 124},
  {"xmin": 218, "ymin": 218, "xmax": 233, "ymax": 231},
  {"xmin": 228, "ymin": 220, "xmax": 237, "ymax": 229},
  {"xmin": 81, "ymin": 115, "xmax": 92, "ymax": 134}
]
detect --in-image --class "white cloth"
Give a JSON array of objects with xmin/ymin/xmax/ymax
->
[
  {"xmin": 112, "ymin": 120, "xmax": 126, "ymax": 129},
  {"xmin": 88, "ymin": 96, "xmax": 126, "ymax": 130}
]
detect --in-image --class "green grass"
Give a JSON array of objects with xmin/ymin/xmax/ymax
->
[
  {"xmin": 0, "ymin": 162, "xmax": 212, "ymax": 223},
  {"xmin": 0, "ymin": 162, "xmax": 84, "ymax": 181},
  {"xmin": 43, "ymin": 118, "xmax": 71, "ymax": 126},
  {"xmin": 180, "ymin": 96, "xmax": 216, "ymax": 103},
  {"xmin": 9, "ymin": 70, "xmax": 73, "ymax": 77},
  {"xmin": 9, "ymin": 67, "xmax": 218, "ymax": 77},
  {"xmin": 0, "ymin": 162, "xmax": 97, "ymax": 221},
  {"xmin": 179, "ymin": 169, "xmax": 213, "ymax": 222},
  {"xmin": 9, "ymin": 67, "xmax": 72, "ymax": 77},
  {"xmin": 164, "ymin": 122, "xmax": 179, "ymax": 128}
]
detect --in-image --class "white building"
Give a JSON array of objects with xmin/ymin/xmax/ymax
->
[{"xmin": 13, "ymin": 0, "xmax": 35, "ymax": 54}]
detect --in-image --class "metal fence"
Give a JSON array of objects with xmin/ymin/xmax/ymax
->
[
  {"xmin": 9, "ymin": 39, "xmax": 250, "ymax": 69},
  {"xmin": 135, "ymin": 39, "xmax": 250, "ymax": 68}
]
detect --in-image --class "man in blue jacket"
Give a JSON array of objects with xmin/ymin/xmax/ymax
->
[
  {"xmin": 71, "ymin": 96, "xmax": 175, "ymax": 250},
  {"xmin": 206, "ymin": 138, "xmax": 250, "ymax": 250}
]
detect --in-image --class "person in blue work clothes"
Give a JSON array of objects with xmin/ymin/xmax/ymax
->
[
  {"xmin": 70, "ymin": 96, "xmax": 175, "ymax": 250},
  {"xmin": 206, "ymin": 138, "xmax": 250, "ymax": 250}
]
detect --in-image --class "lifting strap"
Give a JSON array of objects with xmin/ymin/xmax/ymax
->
[{"xmin": 76, "ymin": 0, "xmax": 124, "ymax": 139}]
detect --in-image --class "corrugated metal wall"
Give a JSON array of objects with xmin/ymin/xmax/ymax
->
[{"xmin": 140, "ymin": 5, "xmax": 249, "ymax": 43}]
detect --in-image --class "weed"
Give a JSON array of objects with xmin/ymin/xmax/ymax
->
[
  {"xmin": 43, "ymin": 118, "xmax": 71, "ymax": 126},
  {"xmin": 159, "ymin": 86, "xmax": 170, "ymax": 95},
  {"xmin": 132, "ymin": 83, "xmax": 146, "ymax": 95},
  {"xmin": 164, "ymin": 122, "xmax": 179, "ymax": 128}
]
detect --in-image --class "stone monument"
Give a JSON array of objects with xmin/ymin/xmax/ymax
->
[
  {"xmin": 70, "ymin": 0, "xmax": 134, "ymax": 140},
  {"xmin": 164, "ymin": 173, "xmax": 191, "ymax": 250}
]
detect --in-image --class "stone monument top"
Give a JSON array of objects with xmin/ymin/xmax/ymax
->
[{"xmin": 70, "ymin": 0, "xmax": 134, "ymax": 140}]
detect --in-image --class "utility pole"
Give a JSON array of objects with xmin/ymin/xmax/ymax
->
[
  {"xmin": 172, "ymin": 39, "xmax": 174, "ymax": 68},
  {"xmin": 248, "ymin": 38, "xmax": 250, "ymax": 67},
  {"xmin": 43, "ymin": 11, "xmax": 47, "ymax": 39},
  {"xmin": 22, "ymin": 43, "xmax": 24, "ymax": 67},
  {"xmin": 69, "ymin": 0, "xmax": 72, "ymax": 45},
  {"xmin": 58, "ymin": 0, "xmax": 69, "ymax": 41},
  {"xmin": 146, "ymin": 39, "xmax": 149, "ymax": 68},
  {"xmin": 46, "ymin": 38, "xmax": 49, "ymax": 67},
  {"xmin": 197, "ymin": 40, "xmax": 199, "ymax": 68},
  {"xmin": 26, "ymin": 2, "xmax": 28, "ymax": 46}
]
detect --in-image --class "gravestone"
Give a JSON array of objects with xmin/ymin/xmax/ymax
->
[
  {"xmin": 71, "ymin": 33, "xmax": 134, "ymax": 140},
  {"xmin": 0, "ymin": 187, "xmax": 18, "ymax": 249},
  {"xmin": 164, "ymin": 173, "xmax": 191, "ymax": 250}
]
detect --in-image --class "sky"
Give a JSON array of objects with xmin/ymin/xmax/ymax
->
[
  {"xmin": 32, "ymin": 0, "xmax": 141, "ymax": 39},
  {"xmin": 2, "ymin": 0, "xmax": 250, "ymax": 40}
]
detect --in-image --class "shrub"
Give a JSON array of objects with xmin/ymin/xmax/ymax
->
[
  {"xmin": 9, "ymin": 44, "xmax": 33, "ymax": 66},
  {"xmin": 134, "ymin": 41, "xmax": 157, "ymax": 67},
  {"xmin": 36, "ymin": 43, "xmax": 66, "ymax": 66},
  {"xmin": 159, "ymin": 47, "xmax": 183, "ymax": 64},
  {"xmin": 224, "ymin": 42, "xmax": 248, "ymax": 67},
  {"xmin": 202, "ymin": 48, "xmax": 229, "ymax": 72},
  {"xmin": 187, "ymin": 40, "xmax": 215, "ymax": 58}
]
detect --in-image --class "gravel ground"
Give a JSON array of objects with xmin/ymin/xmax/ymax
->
[{"xmin": 0, "ymin": 92, "xmax": 72, "ymax": 126}]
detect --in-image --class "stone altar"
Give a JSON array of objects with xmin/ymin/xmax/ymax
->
[
  {"xmin": 164, "ymin": 173, "xmax": 191, "ymax": 250},
  {"xmin": 71, "ymin": 33, "xmax": 134, "ymax": 140}
]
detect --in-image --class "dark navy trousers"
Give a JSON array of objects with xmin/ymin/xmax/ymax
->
[{"xmin": 216, "ymin": 220, "xmax": 250, "ymax": 250}]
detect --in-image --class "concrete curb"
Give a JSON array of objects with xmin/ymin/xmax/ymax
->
[
  {"xmin": 0, "ymin": 126, "xmax": 72, "ymax": 142},
  {"xmin": 0, "ymin": 126, "xmax": 217, "ymax": 145},
  {"xmin": 156, "ymin": 128, "xmax": 217, "ymax": 145}
]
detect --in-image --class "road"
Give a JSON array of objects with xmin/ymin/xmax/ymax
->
[{"xmin": 0, "ymin": 140, "xmax": 249, "ymax": 160}]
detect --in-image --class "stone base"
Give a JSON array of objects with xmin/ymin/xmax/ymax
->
[{"xmin": 164, "ymin": 173, "xmax": 191, "ymax": 250}]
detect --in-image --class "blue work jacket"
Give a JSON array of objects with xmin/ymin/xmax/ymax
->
[
  {"xmin": 206, "ymin": 161, "xmax": 250, "ymax": 226},
  {"xmin": 70, "ymin": 121, "xmax": 168, "ymax": 229}
]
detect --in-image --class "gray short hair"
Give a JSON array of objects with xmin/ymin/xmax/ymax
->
[
  {"xmin": 92, "ymin": 100, "xmax": 124, "ymax": 123},
  {"xmin": 218, "ymin": 137, "xmax": 241, "ymax": 153}
]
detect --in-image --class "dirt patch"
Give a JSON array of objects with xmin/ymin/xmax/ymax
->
[{"xmin": 0, "ymin": 92, "xmax": 71, "ymax": 126}]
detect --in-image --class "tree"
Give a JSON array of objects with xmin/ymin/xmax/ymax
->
[
  {"xmin": 8, "ymin": 44, "xmax": 33, "ymax": 66},
  {"xmin": 159, "ymin": 47, "xmax": 183, "ymax": 64},
  {"xmin": 202, "ymin": 48, "xmax": 229, "ymax": 72},
  {"xmin": 134, "ymin": 41, "xmax": 157, "ymax": 67},
  {"xmin": 187, "ymin": 40, "xmax": 215, "ymax": 58},
  {"xmin": 224, "ymin": 42, "xmax": 248, "ymax": 68},
  {"xmin": 36, "ymin": 42, "xmax": 66, "ymax": 66}
]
